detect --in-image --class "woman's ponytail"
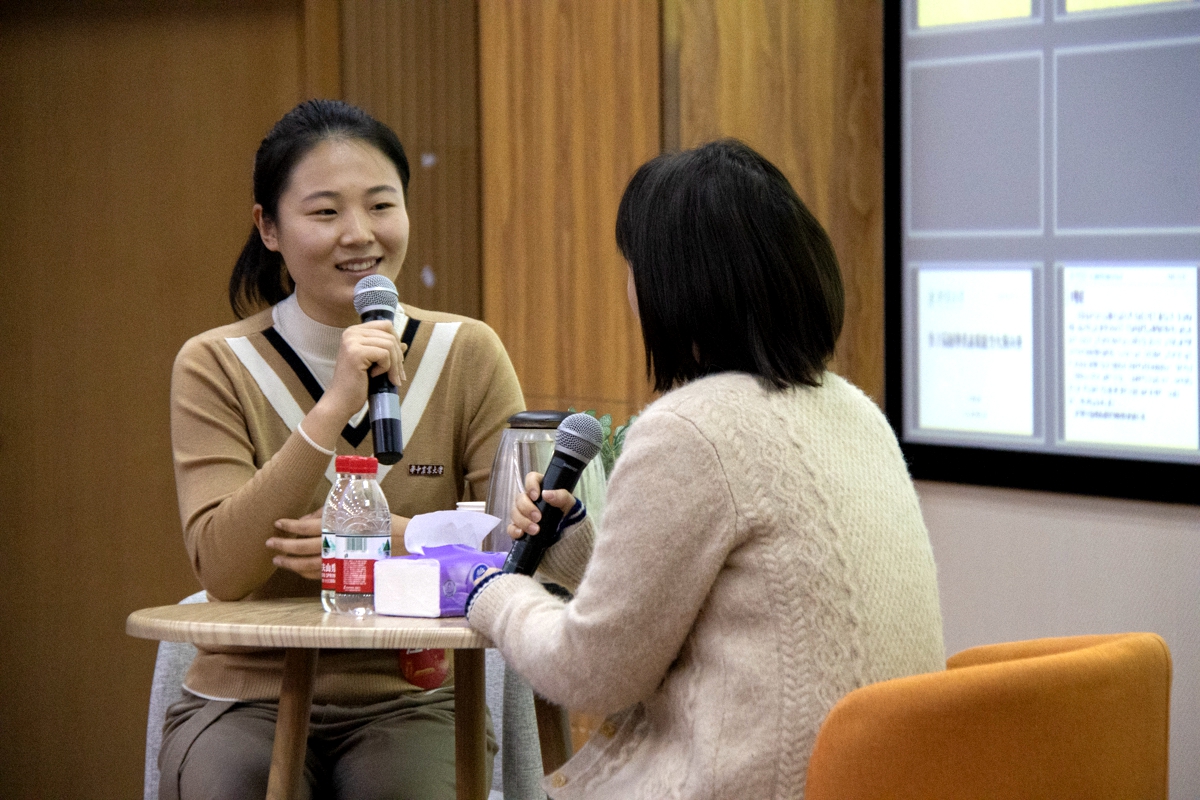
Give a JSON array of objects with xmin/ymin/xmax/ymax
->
[{"xmin": 229, "ymin": 227, "xmax": 291, "ymax": 319}]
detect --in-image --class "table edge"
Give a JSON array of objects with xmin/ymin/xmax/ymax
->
[{"xmin": 126, "ymin": 604, "xmax": 493, "ymax": 650}]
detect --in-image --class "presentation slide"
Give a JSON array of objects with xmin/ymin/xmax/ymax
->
[
  {"xmin": 1066, "ymin": 0, "xmax": 1187, "ymax": 12},
  {"xmin": 918, "ymin": 268, "xmax": 1035, "ymax": 435},
  {"xmin": 1062, "ymin": 265, "xmax": 1198, "ymax": 449},
  {"xmin": 900, "ymin": 0, "xmax": 1200, "ymax": 465},
  {"xmin": 917, "ymin": 0, "xmax": 1032, "ymax": 27}
]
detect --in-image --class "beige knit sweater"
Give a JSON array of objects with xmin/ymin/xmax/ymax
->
[
  {"xmin": 170, "ymin": 300, "xmax": 523, "ymax": 703},
  {"xmin": 468, "ymin": 371, "xmax": 944, "ymax": 800}
]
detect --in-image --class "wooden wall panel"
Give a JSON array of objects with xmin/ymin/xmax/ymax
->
[
  {"xmin": 0, "ymin": 2, "xmax": 310, "ymax": 797},
  {"xmin": 342, "ymin": 0, "xmax": 482, "ymax": 319},
  {"xmin": 478, "ymin": 0, "xmax": 660, "ymax": 425},
  {"xmin": 304, "ymin": 0, "xmax": 343, "ymax": 100},
  {"xmin": 664, "ymin": 0, "xmax": 885, "ymax": 402}
]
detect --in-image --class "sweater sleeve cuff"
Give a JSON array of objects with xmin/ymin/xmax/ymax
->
[
  {"xmin": 466, "ymin": 572, "xmax": 542, "ymax": 633},
  {"xmin": 464, "ymin": 570, "xmax": 505, "ymax": 618},
  {"xmin": 537, "ymin": 514, "xmax": 595, "ymax": 591},
  {"xmin": 558, "ymin": 498, "xmax": 586, "ymax": 531}
]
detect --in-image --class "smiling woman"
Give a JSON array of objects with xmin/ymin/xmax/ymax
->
[
  {"xmin": 164, "ymin": 100, "xmax": 524, "ymax": 800},
  {"xmin": 255, "ymin": 138, "xmax": 411, "ymax": 328}
]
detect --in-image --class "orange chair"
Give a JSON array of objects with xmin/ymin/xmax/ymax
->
[{"xmin": 804, "ymin": 633, "xmax": 1172, "ymax": 800}]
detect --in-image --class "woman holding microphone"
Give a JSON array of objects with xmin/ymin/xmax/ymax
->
[
  {"xmin": 164, "ymin": 100, "xmax": 522, "ymax": 799},
  {"xmin": 467, "ymin": 140, "xmax": 945, "ymax": 799}
]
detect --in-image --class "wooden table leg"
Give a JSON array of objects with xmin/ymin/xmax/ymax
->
[
  {"xmin": 454, "ymin": 648, "xmax": 487, "ymax": 800},
  {"xmin": 266, "ymin": 648, "xmax": 318, "ymax": 800}
]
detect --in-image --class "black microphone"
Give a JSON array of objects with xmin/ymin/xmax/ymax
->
[
  {"xmin": 353, "ymin": 275, "xmax": 403, "ymax": 465},
  {"xmin": 503, "ymin": 413, "xmax": 604, "ymax": 575}
]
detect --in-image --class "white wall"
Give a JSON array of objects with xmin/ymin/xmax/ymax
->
[{"xmin": 917, "ymin": 480, "xmax": 1198, "ymax": 799}]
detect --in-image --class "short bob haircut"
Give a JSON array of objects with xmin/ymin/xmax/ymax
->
[
  {"xmin": 229, "ymin": 99, "xmax": 411, "ymax": 318},
  {"xmin": 616, "ymin": 139, "xmax": 844, "ymax": 392}
]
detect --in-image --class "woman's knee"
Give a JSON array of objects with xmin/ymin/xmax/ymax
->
[
  {"xmin": 174, "ymin": 708, "xmax": 313, "ymax": 800},
  {"xmin": 330, "ymin": 708, "xmax": 463, "ymax": 800}
]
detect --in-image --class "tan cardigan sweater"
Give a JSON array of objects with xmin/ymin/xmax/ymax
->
[
  {"xmin": 170, "ymin": 301, "xmax": 523, "ymax": 703},
  {"xmin": 468, "ymin": 372, "xmax": 944, "ymax": 800}
]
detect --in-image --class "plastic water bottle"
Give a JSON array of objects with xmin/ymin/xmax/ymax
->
[{"xmin": 320, "ymin": 455, "xmax": 392, "ymax": 616}]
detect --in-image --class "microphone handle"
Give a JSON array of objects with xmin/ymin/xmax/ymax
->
[
  {"xmin": 369, "ymin": 375, "xmax": 403, "ymax": 465},
  {"xmin": 361, "ymin": 307, "xmax": 403, "ymax": 464},
  {"xmin": 502, "ymin": 454, "xmax": 586, "ymax": 575}
]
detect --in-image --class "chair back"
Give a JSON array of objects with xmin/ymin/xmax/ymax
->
[
  {"xmin": 144, "ymin": 591, "xmax": 206, "ymax": 800},
  {"xmin": 804, "ymin": 633, "xmax": 1172, "ymax": 800}
]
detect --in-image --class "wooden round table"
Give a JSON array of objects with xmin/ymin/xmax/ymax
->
[{"xmin": 127, "ymin": 597, "xmax": 493, "ymax": 800}]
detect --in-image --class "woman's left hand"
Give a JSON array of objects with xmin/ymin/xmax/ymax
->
[
  {"xmin": 270, "ymin": 511, "xmax": 413, "ymax": 580},
  {"xmin": 268, "ymin": 510, "xmax": 323, "ymax": 580},
  {"xmin": 509, "ymin": 470, "xmax": 576, "ymax": 539}
]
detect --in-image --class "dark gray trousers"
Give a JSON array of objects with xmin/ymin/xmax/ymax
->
[{"xmin": 159, "ymin": 688, "xmax": 496, "ymax": 800}]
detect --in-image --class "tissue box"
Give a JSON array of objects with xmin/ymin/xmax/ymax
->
[{"xmin": 374, "ymin": 545, "xmax": 506, "ymax": 618}]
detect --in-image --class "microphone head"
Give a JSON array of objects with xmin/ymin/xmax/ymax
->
[
  {"xmin": 353, "ymin": 275, "xmax": 399, "ymax": 317},
  {"xmin": 555, "ymin": 413, "xmax": 604, "ymax": 464}
]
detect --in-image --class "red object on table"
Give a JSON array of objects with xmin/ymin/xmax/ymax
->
[{"xmin": 400, "ymin": 648, "xmax": 449, "ymax": 690}]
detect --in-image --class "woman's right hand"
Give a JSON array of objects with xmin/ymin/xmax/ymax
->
[
  {"xmin": 300, "ymin": 321, "xmax": 406, "ymax": 448},
  {"xmin": 509, "ymin": 471, "xmax": 576, "ymax": 540},
  {"xmin": 324, "ymin": 320, "xmax": 406, "ymax": 417}
]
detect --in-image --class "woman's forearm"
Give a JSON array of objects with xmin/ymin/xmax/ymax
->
[
  {"xmin": 172, "ymin": 344, "xmax": 335, "ymax": 599},
  {"xmin": 469, "ymin": 409, "xmax": 739, "ymax": 714},
  {"xmin": 533, "ymin": 517, "xmax": 594, "ymax": 591},
  {"xmin": 181, "ymin": 432, "xmax": 332, "ymax": 599}
]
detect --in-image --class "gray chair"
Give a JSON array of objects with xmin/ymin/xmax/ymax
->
[{"xmin": 144, "ymin": 592, "xmax": 547, "ymax": 800}]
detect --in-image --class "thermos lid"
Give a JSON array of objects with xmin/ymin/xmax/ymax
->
[
  {"xmin": 507, "ymin": 410, "xmax": 571, "ymax": 429},
  {"xmin": 335, "ymin": 455, "xmax": 379, "ymax": 474}
]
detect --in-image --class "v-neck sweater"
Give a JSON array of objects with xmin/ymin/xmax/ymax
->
[{"xmin": 170, "ymin": 301, "xmax": 524, "ymax": 703}]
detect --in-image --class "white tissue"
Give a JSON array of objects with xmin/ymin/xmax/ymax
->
[
  {"xmin": 403, "ymin": 510, "xmax": 500, "ymax": 555},
  {"xmin": 374, "ymin": 558, "xmax": 442, "ymax": 617}
]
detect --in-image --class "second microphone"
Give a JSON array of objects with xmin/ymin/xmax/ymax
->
[{"xmin": 503, "ymin": 412, "xmax": 604, "ymax": 576}]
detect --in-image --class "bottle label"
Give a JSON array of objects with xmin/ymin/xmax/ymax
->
[
  {"xmin": 321, "ymin": 531, "xmax": 337, "ymax": 591},
  {"xmin": 334, "ymin": 533, "xmax": 391, "ymax": 593}
]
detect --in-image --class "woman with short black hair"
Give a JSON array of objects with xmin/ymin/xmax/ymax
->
[
  {"xmin": 616, "ymin": 138, "xmax": 844, "ymax": 391},
  {"xmin": 467, "ymin": 139, "xmax": 944, "ymax": 800}
]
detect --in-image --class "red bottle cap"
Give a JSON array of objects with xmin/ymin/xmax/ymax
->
[{"xmin": 335, "ymin": 455, "xmax": 379, "ymax": 475}]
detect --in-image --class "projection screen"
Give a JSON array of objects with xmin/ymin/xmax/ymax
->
[{"xmin": 885, "ymin": 0, "xmax": 1200, "ymax": 503}]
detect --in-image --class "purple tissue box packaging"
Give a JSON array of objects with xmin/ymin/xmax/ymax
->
[{"xmin": 374, "ymin": 545, "xmax": 506, "ymax": 617}]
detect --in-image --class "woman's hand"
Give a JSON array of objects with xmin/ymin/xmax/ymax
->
[
  {"xmin": 269, "ymin": 512, "xmax": 410, "ymax": 582},
  {"xmin": 300, "ymin": 321, "xmax": 407, "ymax": 449},
  {"xmin": 268, "ymin": 509, "xmax": 323, "ymax": 580},
  {"xmin": 325, "ymin": 320, "xmax": 406, "ymax": 415},
  {"xmin": 509, "ymin": 471, "xmax": 576, "ymax": 540}
]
